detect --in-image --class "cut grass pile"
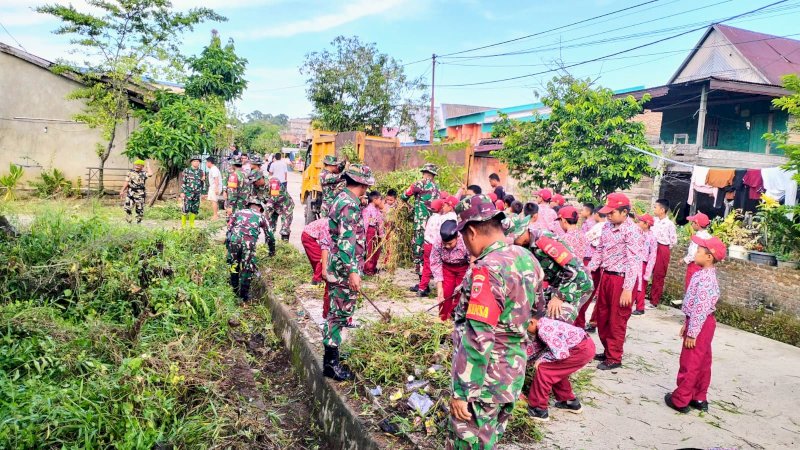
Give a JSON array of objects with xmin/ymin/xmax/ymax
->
[
  {"xmin": 0, "ymin": 210, "xmax": 323, "ymax": 449},
  {"xmin": 345, "ymin": 314, "xmax": 543, "ymax": 447}
]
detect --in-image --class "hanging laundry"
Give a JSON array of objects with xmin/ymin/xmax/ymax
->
[
  {"xmin": 742, "ymin": 169, "xmax": 764, "ymax": 200},
  {"xmin": 706, "ymin": 168, "xmax": 735, "ymax": 188},
  {"xmin": 731, "ymin": 168, "xmax": 747, "ymax": 210},
  {"xmin": 688, "ymin": 166, "xmax": 716, "ymax": 206},
  {"xmin": 762, "ymin": 167, "xmax": 798, "ymax": 207}
]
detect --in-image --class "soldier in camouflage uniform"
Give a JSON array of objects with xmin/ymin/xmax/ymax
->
[
  {"xmin": 180, "ymin": 155, "xmax": 205, "ymax": 228},
  {"xmin": 247, "ymin": 155, "xmax": 267, "ymax": 201},
  {"xmin": 322, "ymin": 164, "xmax": 375, "ymax": 382},
  {"xmin": 264, "ymin": 176, "xmax": 294, "ymax": 242},
  {"xmin": 225, "ymin": 156, "xmax": 249, "ymax": 214},
  {"xmin": 120, "ymin": 159, "xmax": 153, "ymax": 224},
  {"xmin": 514, "ymin": 221, "xmax": 593, "ymax": 325},
  {"xmin": 225, "ymin": 196, "xmax": 271, "ymax": 302},
  {"xmin": 319, "ymin": 155, "xmax": 345, "ymax": 218},
  {"xmin": 448, "ymin": 195, "xmax": 543, "ymax": 450},
  {"xmin": 400, "ymin": 163, "xmax": 441, "ymax": 274}
]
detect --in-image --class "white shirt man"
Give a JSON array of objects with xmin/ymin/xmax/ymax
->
[{"xmin": 269, "ymin": 154, "xmax": 290, "ymax": 186}]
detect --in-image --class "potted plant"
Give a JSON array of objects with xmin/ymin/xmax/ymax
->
[
  {"xmin": 710, "ymin": 210, "xmax": 760, "ymax": 260},
  {"xmin": 777, "ymin": 251, "xmax": 800, "ymax": 269},
  {"xmin": 755, "ymin": 196, "xmax": 800, "ymax": 267}
]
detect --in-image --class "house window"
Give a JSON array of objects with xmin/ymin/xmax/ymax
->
[{"xmin": 705, "ymin": 116, "xmax": 719, "ymax": 148}]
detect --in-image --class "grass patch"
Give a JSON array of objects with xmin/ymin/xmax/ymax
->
[
  {"xmin": 259, "ymin": 242, "xmax": 313, "ymax": 301},
  {"xmin": 345, "ymin": 314, "xmax": 542, "ymax": 447},
  {"xmin": 715, "ymin": 303, "xmax": 800, "ymax": 348},
  {"xmin": 0, "ymin": 211, "xmax": 322, "ymax": 449}
]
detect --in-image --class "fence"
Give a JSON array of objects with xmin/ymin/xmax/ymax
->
[{"xmin": 85, "ymin": 167, "xmax": 130, "ymax": 194}]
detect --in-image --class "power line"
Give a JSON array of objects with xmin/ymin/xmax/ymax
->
[
  {"xmin": 437, "ymin": 0, "xmax": 663, "ymax": 57},
  {"xmin": 437, "ymin": 0, "xmax": 789, "ymax": 87},
  {"xmin": 0, "ymin": 20, "xmax": 27, "ymax": 52}
]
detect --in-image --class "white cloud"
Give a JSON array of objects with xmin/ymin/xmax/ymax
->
[{"xmin": 239, "ymin": 0, "xmax": 406, "ymax": 39}]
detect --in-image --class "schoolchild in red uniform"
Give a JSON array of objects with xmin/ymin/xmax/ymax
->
[
  {"xmin": 665, "ymin": 236, "xmax": 725, "ymax": 414},
  {"xmin": 632, "ymin": 214, "xmax": 657, "ymax": 315}
]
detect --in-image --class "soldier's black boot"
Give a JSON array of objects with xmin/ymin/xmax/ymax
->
[
  {"xmin": 280, "ymin": 233, "xmax": 289, "ymax": 242},
  {"xmin": 240, "ymin": 281, "xmax": 251, "ymax": 302},
  {"xmin": 322, "ymin": 345, "xmax": 354, "ymax": 382},
  {"xmin": 267, "ymin": 236, "xmax": 276, "ymax": 257},
  {"xmin": 229, "ymin": 273, "xmax": 241, "ymax": 298}
]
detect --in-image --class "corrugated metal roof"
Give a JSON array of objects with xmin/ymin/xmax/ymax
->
[
  {"xmin": 440, "ymin": 103, "xmax": 496, "ymax": 120},
  {"xmin": 714, "ymin": 24, "xmax": 800, "ymax": 85}
]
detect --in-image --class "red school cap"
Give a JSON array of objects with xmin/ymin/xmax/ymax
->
[
  {"xmin": 495, "ymin": 199, "xmax": 505, "ymax": 210},
  {"xmin": 687, "ymin": 212, "xmax": 710, "ymax": 228},
  {"xmin": 551, "ymin": 193, "xmax": 565, "ymax": 206},
  {"xmin": 637, "ymin": 213, "xmax": 655, "ymax": 227},
  {"xmin": 488, "ymin": 192, "xmax": 498, "ymax": 203},
  {"xmin": 691, "ymin": 235, "xmax": 726, "ymax": 262},
  {"xmin": 557, "ymin": 205, "xmax": 579, "ymax": 221},
  {"xmin": 430, "ymin": 198, "xmax": 444, "ymax": 213},
  {"xmin": 598, "ymin": 192, "xmax": 631, "ymax": 214},
  {"xmin": 444, "ymin": 195, "xmax": 460, "ymax": 208},
  {"xmin": 536, "ymin": 188, "xmax": 553, "ymax": 202}
]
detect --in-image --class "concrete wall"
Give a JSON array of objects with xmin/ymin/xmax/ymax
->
[
  {"xmin": 664, "ymin": 245, "xmax": 800, "ymax": 316},
  {"xmin": 0, "ymin": 51, "xmax": 140, "ymax": 192}
]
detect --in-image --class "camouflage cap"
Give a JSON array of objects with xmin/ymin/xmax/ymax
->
[
  {"xmin": 249, "ymin": 154, "xmax": 263, "ymax": 165},
  {"xmin": 343, "ymin": 163, "xmax": 375, "ymax": 186},
  {"xmin": 246, "ymin": 196, "xmax": 263, "ymax": 208},
  {"xmin": 454, "ymin": 194, "xmax": 505, "ymax": 231},
  {"xmin": 323, "ymin": 155, "xmax": 339, "ymax": 166},
  {"xmin": 231, "ymin": 155, "xmax": 243, "ymax": 166},
  {"xmin": 420, "ymin": 162, "xmax": 438, "ymax": 176},
  {"xmin": 190, "ymin": 155, "xmax": 202, "ymax": 162}
]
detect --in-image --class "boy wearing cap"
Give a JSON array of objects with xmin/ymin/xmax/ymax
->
[
  {"xmin": 665, "ymin": 236, "xmax": 725, "ymax": 414},
  {"xmin": 550, "ymin": 193, "xmax": 566, "ymax": 210},
  {"xmin": 323, "ymin": 164, "xmax": 375, "ymax": 382},
  {"xmin": 415, "ymin": 195, "xmax": 457, "ymax": 296},
  {"xmin": 448, "ymin": 195, "xmax": 542, "ymax": 450},
  {"xmin": 362, "ymin": 191, "xmax": 385, "ymax": 276},
  {"xmin": 320, "ymin": 155, "xmax": 344, "ymax": 218},
  {"xmin": 574, "ymin": 210, "xmax": 607, "ymax": 331},
  {"xmin": 120, "ymin": 159, "xmax": 154, "ymax": 224},
  {"xmin": 401, "ymin": 163, "xmax": 441, "ymax": 277},
  {"xmin": 650, "ymin": 199, "xmax": 677, "ymax": 307},
  {"xmin": 533, "ymin": 188, "xmax": 559, "ymax": 234},
  {"xmin": 559, "ymin": 206, "xmax": 589, "ymax": 265},
  {"xmin": 430, "ymin": 219, "xmax": 470, "ymax": 321},
  {"xmin": 683, "ymin": 212, "xmax": 712, "ymax": 291},
  {"xmin": 633, "ymin": 214, "xmax": 658, "ymax": 315},
  {"xmin": 586, "ymin": 193, "xmax": 642, "ymax": 370}
]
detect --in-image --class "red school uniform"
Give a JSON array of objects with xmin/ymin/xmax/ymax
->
[
  {"xmin": 527, "ymin": 317, "xmax": 596, "ymax": 409},
  {"xmin": 362, "ymin": 203, "xmax": 385, "ymax": 276},
  {"xmin": 586, "ymin": 218, "xmax": 641, "ymax": 365},
  {"xmin": 671, "ymin": 267, "xmax": 720, "ymax": 407},
  {"xmin": 634, "ymin": 228, "xmax": 658, "ymax": 311},
  {"xmin": 650, "ymin": 216, "xmax": 677, "ymax": 306},
  {"xmin": 429, "ymin": 235, "xmax": 470, "ymax": 320}
]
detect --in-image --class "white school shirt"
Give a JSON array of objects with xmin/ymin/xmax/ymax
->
[{"xmin": 684, "ymin": 229, "xmax": 711, "ymax": 264}]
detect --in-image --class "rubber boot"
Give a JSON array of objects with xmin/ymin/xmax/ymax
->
[
  {"xmin": 230, "ymin": 272, "xmax": 241, "ymax": 298},
  {"xmin": 280, "ymin": 232, "xmax": 290, "ymax": 242},
  {"xmin": 189, "ymin": 213, "xmax": 195, "ymax": 228},
  {"xmin": 322, "ymin": 345, "xmax": 354, "ymax": 381},
  {"xmin": 240, "ymin": 280, "xmax": 251, "ymax": 302},
  {"xmin": 267, "ymin": 235, "xmax": 276, "ymax": 257},
  {"xmin": 181, "ymin": 215, "xmax": 187, "ymax": 228}
]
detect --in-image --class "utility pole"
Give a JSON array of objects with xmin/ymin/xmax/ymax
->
[{"xmin": 429, "ymin": 53, "xmax": 436, "ymax": 144}]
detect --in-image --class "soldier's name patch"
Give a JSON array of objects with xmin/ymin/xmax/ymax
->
[
  {"xmin": 535, "ymin": 236, "xmax": 573, "ymax": 267},
  {"xmin": 466, "ymin": 266, "xmax": 501, "ymax": 327}
]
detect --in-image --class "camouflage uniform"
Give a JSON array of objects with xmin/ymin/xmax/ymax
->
[
  {"xmin": 527, "ymin": 228, "xmax": 593, "ymax": 324},
  {"xmin": 124, "ymin": 169, "xmax": 150, "ymax": 223},
  {"xmin": 226, "ymin": 198, "xmax": 270, "ymax": 301},
  {"xmin": 449, "ymin": 195, "xmax": 543, "ymax": 450},
  {"xmin": 181, "ymin": 164, "xmax": 204, "ymax": 215},
  {"xmin": 319, "ymin": 155, "xmax": 345, "ymax": 218},
  {"xmin": 225, "ymin": 157, "xmax": 250, "ymax": 213},
  {"xmin": 264, "ymin": 177, "xmax": 294, "ymax": 240},
  {"xmin": 248, "ymin": 155, "xmax": 268, "ymax": 202},
  {"xmin": 399, "ymin": 163, "xmax": 441, "ymax": 270}
]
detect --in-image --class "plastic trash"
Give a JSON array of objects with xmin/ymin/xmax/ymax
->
[
  {"xmin": 408, "ymin": 392, "xmax": 434, "ymax": 416},
  {"xmin": 389, "ymin": 389, "xmax": 403, "ymax": 402},
  {"xmin": 405, "ymin": 380, "xmax": 429, "ymax": 392},
  {"xmin": 369, "ymin": 386, "xmax": 382, "ymax": 397}
]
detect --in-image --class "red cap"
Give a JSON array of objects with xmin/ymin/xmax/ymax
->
[
  {"xmin": 430, "ymin": 199, "xmax": 444, "ymax": 213},
  {"xmin": 445, "ymin": 195, "xmax": 460, "ymax": 208},
  {"xmin": 488, "ymin": 192, "xmax": 498, "ymax": 203},
  {"xmin": 598, "ymin": 192, "xmax": 631, "ymax": 214},
  {"xmin": 691, "ymin": 235, "xmax": 726, "ymax": 261},
  {"xmin": 495, "ymin": 199, "xmax": 505, "ymax": 210},
  {"xmin": 552, "ymin": 193, "xmax": 565, "ymax": 206},
  {"xmin": 687, "ymin": 212, "xmax": 710, "ymax": 228},
  {"xmin": 440, "ymin": 191, "xmax": 450, "ymax": 199},
  {"xmin": 637, "ymin": 213, "xmax": 655, "ymax": 227},
  {"xmin": 536, "ymin": 188, "xmax": 552, "ymax": 202},
  {"xmin": 557, "ymin": 205, "xmax": 579, "ymax": 221}
]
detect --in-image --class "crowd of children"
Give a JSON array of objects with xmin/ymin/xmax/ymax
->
[{"xmin": 300, "ymin": 163, "xmax": 725, "ymax": 447}]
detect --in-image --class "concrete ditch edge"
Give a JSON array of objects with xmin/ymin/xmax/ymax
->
[{"xmin": 257, "ymin": 283, "xmax": 382, "ymax": 450}]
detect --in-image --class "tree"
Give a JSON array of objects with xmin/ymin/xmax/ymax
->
[
  {"xmin": 235, "ymin": 121, "xmax": 284, "ymax": 155},
  {"xmin": 765, "ymin": 74, "xmax": 800, "ymax": 179},
  {"xmin": 492, "ymin": 76, "xmax": 657, "ymax": 203},
  {"xmin": 124, "ymin": 92, "xmax": 226, "ymax": 204},
  {"xmin": 300, "ymin": 36, "xmax": 427, "ymax": 135},
  {"xmin": 245, "ymin": 111, "xmax": 289, "ymax": 126},
  {"xmin": 185, "ymin": 30, "xmax": 247, "ymax": 102},
  {"xmin": 37, "ymin": 0, "xmax": 223, "ymax": 194}
]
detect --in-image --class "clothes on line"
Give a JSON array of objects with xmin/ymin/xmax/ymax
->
[
  {"xmin": 762, "ymin": 167, "xmax": 798, "ymax": 207},
  {"xmin": 742, "ymin": 169, "xmax": 764, "ymax": 201},
  {"xmin": 688, "ymin": 166, "xmax": 716, "ymax": 206},
  {"xmin": 687, "ymin": 166, "xmax": 797, "ymax": 210}
]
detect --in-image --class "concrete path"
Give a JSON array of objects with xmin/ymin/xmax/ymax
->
[{"xmin": 282, "ymin": 170, "xmax": 800, "ymax": 450}]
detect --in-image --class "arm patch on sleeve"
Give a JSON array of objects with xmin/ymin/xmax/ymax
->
[
  {"xmin": 466, "ymin": 266, "xmax": 501, "ymax": 327},
  {"xmin": 535, "ymin": 236, "xmax": 574, "ymax": 267}
]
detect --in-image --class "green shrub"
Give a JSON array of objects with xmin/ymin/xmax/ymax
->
[
  {"xmin": 0, "ymin": 164, "xmax": 24, "ymax": 201},
  {"xmin": 715, "ymin": 303, "xmax": 800, "ymax": 347},
  {"xmin": 29, "ymin": 168, "xmax": 75, "ymax": 199}
]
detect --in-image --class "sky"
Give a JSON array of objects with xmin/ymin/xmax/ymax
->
[{"xmin": 2, "ymin": 0, "xmax": 800, "ymax": 120}]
